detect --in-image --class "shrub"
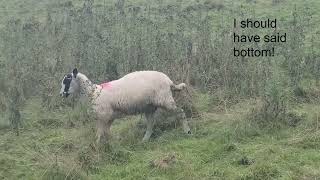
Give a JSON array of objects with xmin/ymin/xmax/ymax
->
[{"xmin": 248, "ymin": 69, "xmax": 304, "ymax": 129}]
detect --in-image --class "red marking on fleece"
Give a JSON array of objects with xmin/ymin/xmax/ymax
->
[{"xmin": 99, "ymin": 82, "xmax": 112, "ymax": 90}]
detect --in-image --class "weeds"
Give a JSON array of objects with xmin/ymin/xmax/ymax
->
[{"xmin": 0, "ymin": 0, "xmax": 320, "ymax": 179}]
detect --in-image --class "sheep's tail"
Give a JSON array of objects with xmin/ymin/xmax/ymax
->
[{"xmin": 171, "ymin": 83, "xmax": 186, "ymax": 91}]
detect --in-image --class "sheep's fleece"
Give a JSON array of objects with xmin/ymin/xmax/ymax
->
[{"xmin": 60, "ymin": 69, "xmax": 191, "ymax": 143}]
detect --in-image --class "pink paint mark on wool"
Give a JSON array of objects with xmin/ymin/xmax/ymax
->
[{"xmin": 99, "ymin": 82, "xmax": 112, "ymax": 90}]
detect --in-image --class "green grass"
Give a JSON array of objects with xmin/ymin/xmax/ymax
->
[
  {"xmin": 1, "ymin": 0, "xmax": 320, "ymax": 179},
  {"xmin": 0, "ymin": 96, "xmax": 320, "ymax": 179}
]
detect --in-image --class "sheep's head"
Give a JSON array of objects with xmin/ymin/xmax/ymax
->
[{"xmin": 60, "ymin": 68, "xmax": 80, "ymax": 97}]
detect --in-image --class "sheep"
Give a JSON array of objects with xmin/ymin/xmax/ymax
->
[{"xmin": 60, "ymin": 68, "xmax": 191, "ymax": 144}]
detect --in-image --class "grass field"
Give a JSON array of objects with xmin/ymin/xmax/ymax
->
[
  {"xmin": 1, "ymin": 0, "xmax": 320, "ymax": 179},
  {"xmin": 0, "ymin": 95, "xmax": 320, "ymax": 179}
]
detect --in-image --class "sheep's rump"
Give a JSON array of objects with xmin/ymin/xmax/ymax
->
[{"xmin": 96, "ymin": 71, "xmax": 182, "ymax": 114}]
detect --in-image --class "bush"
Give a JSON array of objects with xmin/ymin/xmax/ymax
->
[{"xmin": 247, "ymin": 69, "xmax": 304, "ymax": 129}]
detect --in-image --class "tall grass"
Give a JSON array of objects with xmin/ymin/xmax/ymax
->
[{"xmin": 0, "ymin": 0, "xmax": 320, "ymax": 179}]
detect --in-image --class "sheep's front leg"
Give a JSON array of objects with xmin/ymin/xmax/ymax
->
[
  {"xmin": 96, "ymin": 119, "xmax": 107, "ymax": 144},
  {"xmin": 142, "ymin": 112, "xmax": 155, "ymax": 142},
  {"xmin": 96, "ymin": 114, "xmax": 113, "ymax": 144}
]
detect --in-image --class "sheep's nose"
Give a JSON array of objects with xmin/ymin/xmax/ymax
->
[
  {"xmin": 60, "ymin": 92, "xmax": 67, "ymax": 97},
  {"xmin": 61, "ymin": 92, "xmax": 69, "ymax": 97}
]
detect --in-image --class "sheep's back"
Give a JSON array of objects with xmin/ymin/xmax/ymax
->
[
  {"xmin": 118, "ymin": 71, "xmax": 172, "ymax": 89},
  {"xmin": 97, "ymin": 71, "xmax": 174, "ymax": 112}
]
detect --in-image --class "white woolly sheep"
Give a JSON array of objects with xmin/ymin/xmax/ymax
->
[{"xmin": 60, "ymin": 68, "xmax": 191, "ymax": 144}]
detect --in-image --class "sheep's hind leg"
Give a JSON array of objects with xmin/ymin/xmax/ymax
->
[
  {"xmin": 178, "ymin": 108, "xmax": 192, "ymax": 135},
  {"xmin": 165, "ymin": 100, "xmax": 191, "ymax": 135},
  {"xmin": 142, "ymin": 111, "xmax": 156, "ymax": 142}
]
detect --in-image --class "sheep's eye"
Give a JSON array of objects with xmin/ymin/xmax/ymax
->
[
  {"xmin": 63, "ymin": 77, "xmax": 71, "ymax": 84},
  {"xmin": 63, "ymin": 74, "xmax": 73, "ymax": 84}
]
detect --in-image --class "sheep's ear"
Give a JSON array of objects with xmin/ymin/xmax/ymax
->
[{"xmin": 73, "ymin": 68, "xmax": 78, "ymax": 78}]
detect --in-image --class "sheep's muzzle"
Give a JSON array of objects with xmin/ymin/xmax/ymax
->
[{"xmin": 61, "ymin": 91, "xmax": 70, "ymax": 98}]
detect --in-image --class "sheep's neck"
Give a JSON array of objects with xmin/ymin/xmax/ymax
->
[{"xmin": 78, "ymin": 78, "xmax": 97, "ymax": 101}]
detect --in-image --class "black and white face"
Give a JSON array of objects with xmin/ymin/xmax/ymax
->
[{"xmin": 60, "ymin": 68, "xmax": 79, "ymax": 97}]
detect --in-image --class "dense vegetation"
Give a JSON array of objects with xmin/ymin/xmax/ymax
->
[{"xmin": 0, "ymin": 0, "xmax": 320, "ymax": 179}]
